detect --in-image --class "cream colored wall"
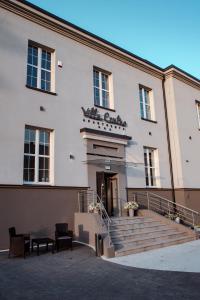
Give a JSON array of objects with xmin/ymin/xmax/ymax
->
[
  {"xmin": 0, "ymin": 7, "xmax": 171, "ymax": 189},
  {"xmin": 165, "ymin": 77, "xmax": 200, "ymax": 188}
]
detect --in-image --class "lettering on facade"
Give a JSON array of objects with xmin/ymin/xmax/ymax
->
[{"xmin": 81, "ymin": 107, "xmax": 127, "ymax": 127}]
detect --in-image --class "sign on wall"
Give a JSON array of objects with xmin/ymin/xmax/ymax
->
[{"xmin": 81, "ymin": 107, "xmax": 127, "ymax": 127}]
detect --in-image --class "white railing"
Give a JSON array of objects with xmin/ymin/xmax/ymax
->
[
  {"xmin": 129, "ymin": 191, "xmax": 200, "ymax": 228},
  {"xmin": 78, "ymin": 190, "xmax": 112, "ymax": 246}
]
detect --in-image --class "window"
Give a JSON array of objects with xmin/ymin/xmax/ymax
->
[
  {"xmin": 196, "ymin": 101, "xmax": 200, "ymax": 128},
  {"xmin": 144, "ymin": 147, "xmax": 157, "ymax": 187},
  {"xmin": 93, "ymin": 68, "xmax": 110, "ymax": 108},
  {"xmin": 26, "ymin": 43, "xmax": 53, "ymax": 92},
  {"xmin": 139, "ymin": 86, "xmax": 153, "ymax": 120},
  {"xmin": 23, "ymin": 127, "xmax": 51, "ymax": 184}
]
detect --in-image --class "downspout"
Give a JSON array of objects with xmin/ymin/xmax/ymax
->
[{"xmin": 162, "ymin": 77, "xmax": 176, "ymax": 203}]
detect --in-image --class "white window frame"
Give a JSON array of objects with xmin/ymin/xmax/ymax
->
[
  {"xmin": 139, "ymin": 86, "xmax": 155, "ymax": 120},
  {"xmin": 196, "ymin": 101, "xmax": 200, "ymax": 128},
  {"xmin": 144, "ymin": 147, "xmax": 158, "ymax": 187},
  {"xmin": 93, "ymin": 68, "xmax": 111, "ymax": 109},
  {"xmin": 27, "ymin": 43, "xmax": 55, "ymax": 92},
  {"xmin": 23, "ymin": 127, "xmax": 53, "ymax": 185}
]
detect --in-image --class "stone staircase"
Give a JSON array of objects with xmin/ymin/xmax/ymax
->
[{"xmin": 110, "ymin": 215, "xmax": 197, "ymax": 257}]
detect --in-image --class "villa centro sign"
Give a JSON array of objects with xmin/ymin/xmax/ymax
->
[{"xmin": 81, "ymin": 107, "xmax": 127, "ymax": 127}]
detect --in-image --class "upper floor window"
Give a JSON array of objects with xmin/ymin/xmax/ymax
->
[
  {"xmin": 196, "ymin": 101, "xmax": 200, "ymax": 128},
  {"xmin": 26, "ymin": 42, "xmax": 54, "ymax": 93},
  {"xmin": 93, "ymin": 68, "xmax": 111, "ymax": 109},
  {"xmin": 139, "ymin": 85, "xmax": 154, "ymax": 121},
  {"xmin": 144, "ymin": 147, "xmax": 158, "ymax": 187},
  {"xmin": 23, "ymin": 127, "xmax": 52, "ymax": 184}
]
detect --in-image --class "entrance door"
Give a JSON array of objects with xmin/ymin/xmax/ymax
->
[{"xmin": 96, "ymin": 172, "xmax": 118, "ymax": 217}]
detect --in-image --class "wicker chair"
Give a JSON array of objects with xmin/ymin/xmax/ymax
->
[
  {"xmin": 55, "ymin": 223, "xmax": 73, "ymax": 251},
  {"xmin": 8, "ymin": 227, "xmax": 30, "ymax": 258}
]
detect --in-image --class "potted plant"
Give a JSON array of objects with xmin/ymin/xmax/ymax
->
[
  {"xmin": 88, "ymin": 203, "xmax": 101, "ymax": 213},
  {"xmin": 165, "ymin": 213, "xmax": 176, "ymax": 221},
  {"xmin": 124, "ymin": 201, "xmax": 139, "ymax": 217},
  {"xmin": 175, "ymin": 213, "xmax": 181, "ymax": 224}
]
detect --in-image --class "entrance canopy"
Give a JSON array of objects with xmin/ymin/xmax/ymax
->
[{"xmin": 83, "ymin": 158, "xmax": 143, "ymax": 167}]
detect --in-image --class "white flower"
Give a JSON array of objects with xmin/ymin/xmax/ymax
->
[
  {"xmin": 88, "ymin": 202, "xmax": 102, "ymax": 212},
  {"xmin": 124, "ymin": 201, "xmax": 139, "ymax": 210}
]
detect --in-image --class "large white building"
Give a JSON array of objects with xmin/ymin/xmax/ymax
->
[{"xmin": 1, "ymin": 0, "xmax": 200, "ymax": 249}]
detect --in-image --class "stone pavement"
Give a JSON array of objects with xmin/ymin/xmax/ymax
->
[{"xmin": 0, "ymin": 243, "xmax": 200, "ymax": 300}]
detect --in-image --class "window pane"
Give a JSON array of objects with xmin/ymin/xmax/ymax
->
[
  {"xmin": 93, "ymin": 70, "xmax": 99, "ymax": 87},
  {"xmin": 41, "ymin": 80, "xmax": 45, "ymax": 90},
  {"xmin": 46, "ymin": 82, "xmax": 50, "ymax": 92},
  {"xmin": 23, "ymin": 169, "xmax": 28, "ymax": 181},
  {"xmin": 39, "ymin": 131, "xmax": 45, "ymax": 143},
  {"xmin": 39, "ymin": 157, "xmax": 45, "ymax": 169},
  {"xmin": 29, "ymin": 142, "xmax": 35, "ymax": 154},
  {"xmin": 32, "ymin": 77, "xmax": 37, "ymax": 88},
  {"xmin": 29, "ymin": 169, "xmax": 35, "ymax": 182},
  {"xmin": 29, "ymin": 156, "xmax": 35, "ymax": 169},
  {"xmin": 140, "ymin": 101, "xmax": 144, "ymax": 118},
  {"xmin": 145, "ymin": 167, "xmax": 149, "ymax": 186},
  {"xmin": 24, "ymin": 155, "xmax": 29, "ymax": 169},
  {"xmin": 44, "ymin": 145, "xmax": 49, "ymax": 155},
  {"xmin": 44, "ymin": 131, "xmax": 49, "ymax": 144},
  {"xmin": 102, "ymin": 73, "xmax": 108, "ymax": 90},
  {"xmin": 146, "ymin": 104, "xmax": 151, "ymax": 120},
  {"xmin": 39, "ymin": 169, "xmax": 49, "ymax": 182},
  {"xmin": 45, "ymin": 157, "xmax": 49, "ymax": 169},
  {"xmin": 102, "ymin": 90, "xmax": 109, "ymax": 108},
  {"xmin": 39, "ymin": 144, "xmax": 45, "ymax": 155},
  {"xmin": 94, "ymin": 87, "xmax": 100, "ymax": 105}
]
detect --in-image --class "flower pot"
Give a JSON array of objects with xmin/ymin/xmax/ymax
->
[
  {"xmin": 129, "ymin": 208, "xmax": 134, "ymax": 217},
  {"xmin": 175, "ymin": 217, "xmax": 180, "ymax": 224}
]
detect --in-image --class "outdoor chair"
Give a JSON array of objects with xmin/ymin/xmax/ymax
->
[
  {"xmin": 55, "ymin": 223, "xmax": 73, "ymax": 251},
  {"xmin": 8, "ymin": 227, "xmax": 30, "ymax": 258}
]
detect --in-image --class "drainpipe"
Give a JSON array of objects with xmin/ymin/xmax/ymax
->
[{"xmin": 162, "ymin": 77, "xmax": 176, "ymax": 203}]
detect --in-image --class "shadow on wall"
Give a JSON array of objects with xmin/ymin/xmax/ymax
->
[{"xmin": 77, "ymin": 224, "xmax": 89, "ymax": 244}]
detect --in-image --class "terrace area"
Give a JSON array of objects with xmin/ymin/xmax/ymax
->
[{"xmin": 0, "ymin": 243, "xmax": 200, "ymax": 300}]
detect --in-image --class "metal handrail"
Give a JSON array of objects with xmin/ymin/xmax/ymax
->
[
  {"xmin": 131, "ymin": 191, "xmax": 200, "ymax": 228},
  {"xmin": 78, "ymin": 190, "xmax": 112, "ymax": 246}
]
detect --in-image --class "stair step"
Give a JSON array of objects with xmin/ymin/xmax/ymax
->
[
  {"xmin": 110, "ymin": 225, "xmax": 171, "ymax": 237},
  {"xmin": 110, "ymin": 221, "xmax": 161, "ymax": 229},
  {"xmin": 111, "ymin": 217, "xmax": 151, "ymax": 224},
  {"xmin": 115, "ymin": 236, "xmax": 195, "ymax": 256},
  {"xmin": 110, "ymin": 218, "xmax": 157, "ymax": 226},
  {"xmin": 113, "ymin": 231, "xmax": 186, "ymax": 247},
  {"xmin": 111, "ymin": 228, "xmax": 179, "ymax": 242},
  {"xmin": 110, "ymin": 223, "xmax": 167, "ymax": 233}
]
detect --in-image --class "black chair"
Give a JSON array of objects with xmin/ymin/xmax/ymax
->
[
  {"xmin": 8, "ymin": 227, "xmax": 30, "ymax": 258},
  {"xmin": 55, "ymin": 223, "xmax": 73, "ymax": 252}
]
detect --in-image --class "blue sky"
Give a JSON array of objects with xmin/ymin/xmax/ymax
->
[{"xmin": 28, "ymin": 0, "xmax": 200, "ymax": 78}]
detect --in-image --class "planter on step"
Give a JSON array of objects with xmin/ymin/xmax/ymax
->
[
  {"xmin": 129, "ymin": 208, "xmax": 134, "ymax": 217},
  {"xmin": 175, "ymin": 217, "xmax": 181, "ymax": 224}
]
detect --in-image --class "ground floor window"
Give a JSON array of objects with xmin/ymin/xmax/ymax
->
[
  {"xmin": 23, "ymin": 126, "xmax": 51, "ymax": 184},
  {"xmin": 143, "ymin": 147, "xmax": 158, "ymax": 187}
]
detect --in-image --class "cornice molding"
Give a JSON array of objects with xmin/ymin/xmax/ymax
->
[
  {"xmin": 164, "ymin": 68, "xmax": 200, "ymax": 90},
  {"xmin": 0, "ymin": 0, "xmax": 163, "ymax": 79}
]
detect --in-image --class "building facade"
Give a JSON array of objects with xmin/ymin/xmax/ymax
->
[{"xmin": 0, "ymin": 0, "xmax": 200, "ymax": 249}]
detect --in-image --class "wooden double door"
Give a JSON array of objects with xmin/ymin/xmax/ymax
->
[{"xmin": 96, "ymin": 172, "xmax": 118, "ymax": 217}]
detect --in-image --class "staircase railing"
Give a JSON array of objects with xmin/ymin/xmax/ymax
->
[
  {"xmin": 78, "ymin": 190, "xmax": 112, "ymax": 246},
  {"xmin": 130, "ymin": 191, "xmax": 200, "ymax": 228}
]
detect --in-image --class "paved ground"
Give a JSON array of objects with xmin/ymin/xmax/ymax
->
[
  {"xmin": 105, "ymin": 240, "xmax": 200, "ymax": 273},
  {"xmin": 0, "ymin": 243, "xmax": 200, "ymax": 300}
]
